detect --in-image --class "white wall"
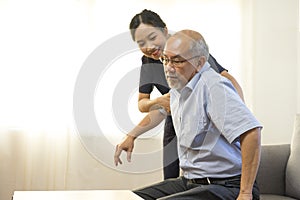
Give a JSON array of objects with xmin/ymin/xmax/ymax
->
[
  {"xmin": 298, "ymin": 2, "xmax": 300, "ymax": 114},
  {"xmin": 246, "ymin": 0, "xmax": 299, "ymax": 144}
]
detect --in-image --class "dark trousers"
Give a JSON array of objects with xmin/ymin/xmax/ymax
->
[
  {"xmin": 133, "ymin": 176, "xmax": 260, "ymax": 200},
  {"xmin": 163, "ymin": 116, "xmax": 179, "ymax": 180}
]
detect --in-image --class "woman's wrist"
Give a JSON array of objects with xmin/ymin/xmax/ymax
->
[{"xmin": 126, "ymin": 133, "xmax": 137, "ymax": 140}]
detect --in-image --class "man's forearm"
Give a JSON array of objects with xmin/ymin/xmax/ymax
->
[{"xmin": 239, "ymin": 127, "xmax": 261, "ymax": 195}]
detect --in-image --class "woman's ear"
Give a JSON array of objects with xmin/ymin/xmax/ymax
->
[{"xmin": 163, "ymin": 27, "xmax": 168, "ymax": 36}]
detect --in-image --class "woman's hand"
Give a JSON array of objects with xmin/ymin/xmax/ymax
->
[
  {"xmin": 114, "ymin": 135, "xmax": 135, "ymax": 166},
  {"xmin": 138, "ymin": 93, "xmax": 171, "ymax": 113},
  {"xmin": 154, "ymin": 93, "xmax": 170, "ymax": 113}
]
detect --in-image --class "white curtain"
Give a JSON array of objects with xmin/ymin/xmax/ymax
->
[
  {"xmin": 0, "ymin": 128, "xmax": 164, "ymax": 199},
  {"xmin": 0, "ymin": 129, "xmax": 69, "ymax": 198}
]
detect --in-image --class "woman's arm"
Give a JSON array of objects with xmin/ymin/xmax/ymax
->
[
  {"xmin": 138, "ymin": 92, "xmax": 171, "ymax": 113},
  {"xmin": 221, "ymin": 71, "xmax": 245, "ymax": 102},
  {"xmin": 114, "ymin": 109, "xmax": 166, "ymax": 166}
]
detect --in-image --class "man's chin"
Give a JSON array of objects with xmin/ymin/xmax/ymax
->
[
  {"xmin": 167, "ymin": 80, "xmax": 175, "ymax": 88},
  {"xmin": 168, "ymin": 82, "xmax": 180, "ymax": 90}
]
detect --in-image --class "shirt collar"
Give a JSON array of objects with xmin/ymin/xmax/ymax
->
[{"xmin": 185, "ymin": 62, "xmax": 211, "ymax": 91}]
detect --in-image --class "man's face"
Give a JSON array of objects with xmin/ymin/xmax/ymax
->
[{"xmin": 162, "ymin": 36, "xmax": 199, "ymax": 90}]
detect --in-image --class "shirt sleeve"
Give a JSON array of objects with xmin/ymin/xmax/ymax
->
[
  {"xmin": 208, "ymin": 54, "xmax": 228, "ymax": 74},
  {"xmin": 207, "ymin": 78, "xmax": 262, "ymax": 143}
]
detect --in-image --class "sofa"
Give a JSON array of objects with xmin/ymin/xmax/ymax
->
[{"xmin": 257, "ymin": 114, "xmax": 300, "ymax": 200}]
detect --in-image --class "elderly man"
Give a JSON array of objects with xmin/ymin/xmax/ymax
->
[{"xmin": 115, "ymin": 30, "xmax": 262, "ymax": 200}]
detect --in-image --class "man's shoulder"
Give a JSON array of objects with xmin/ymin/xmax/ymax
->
[
  {"xmin": 201, "ymin": 68, "xmax": 225, "ymax": 85},
  {"xmin": 200, "ymin": 69, "xmax": 236, "ymax": 95}
]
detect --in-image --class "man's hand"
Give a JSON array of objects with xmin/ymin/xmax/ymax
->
[{"xmin": 114, "ymin": 135, "xmax": 135, "ymax": 166}]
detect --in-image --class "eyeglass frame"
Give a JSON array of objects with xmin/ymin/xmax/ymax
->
[{"xmin": 159, "ymin": 55, "xmax": 200, "ymax": 67}]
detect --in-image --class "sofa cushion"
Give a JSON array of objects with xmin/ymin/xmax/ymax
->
[
  {"xmin": 260, "ymin": 194, "xmax": 297, "ymax": 200},
  {"xmin": 286, "ymin": 114, "xmax": 300, "ymax": 199}
]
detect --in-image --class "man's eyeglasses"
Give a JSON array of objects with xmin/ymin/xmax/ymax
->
[{"xmin": 159, "ymin": 55, "xmax": 199, "ymax": 67}]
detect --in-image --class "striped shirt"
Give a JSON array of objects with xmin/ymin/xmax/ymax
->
[{"xmin": 170, "ymin": 62, "xmax": 262, "ymax": 179}]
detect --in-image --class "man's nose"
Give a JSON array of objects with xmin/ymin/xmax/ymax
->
[{"xmin": 165, "ymin": 62, "xmax": 175, "ymax": 72}]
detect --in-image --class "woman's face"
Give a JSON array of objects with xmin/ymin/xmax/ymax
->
[{"xmin": 134, "ymin": 23, "xmax": 168, "ymax": 60}]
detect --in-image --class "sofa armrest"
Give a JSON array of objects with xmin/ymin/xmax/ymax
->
[{"xmin": 257, "ymin": 144, "xmax": 290, "ymax": 195}]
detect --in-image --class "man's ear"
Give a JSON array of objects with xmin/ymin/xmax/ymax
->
[{"xmin": 196, "ymin": 56, "xmax": 206, "ymax": 72}]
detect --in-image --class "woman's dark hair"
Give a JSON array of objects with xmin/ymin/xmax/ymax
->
[{"xmin": 129, "ymin": 9, "xmax": 167, "ymax": 41}]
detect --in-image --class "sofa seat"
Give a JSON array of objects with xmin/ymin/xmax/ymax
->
[{"xmin": 260, "ymin": 194, "xmax": 298, "ymax": 200}]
